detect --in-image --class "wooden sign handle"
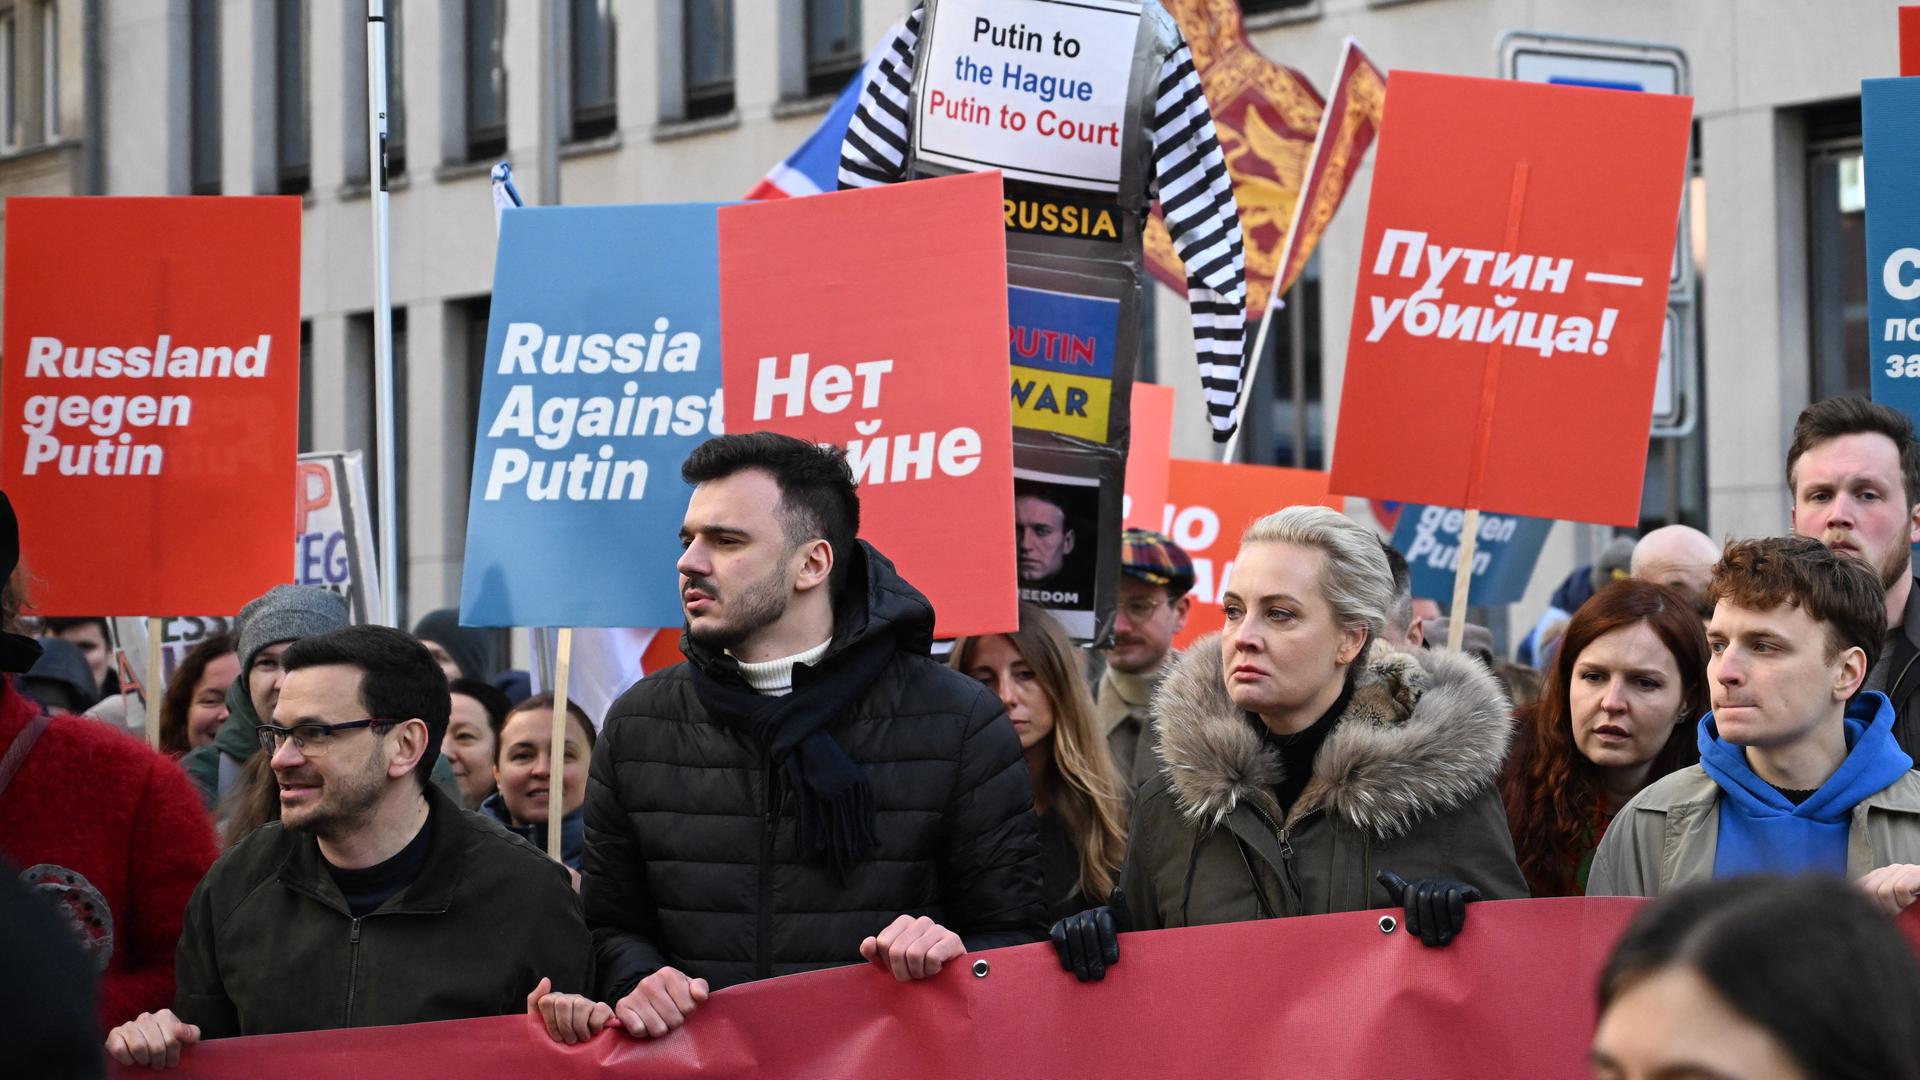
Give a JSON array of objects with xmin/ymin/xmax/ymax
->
[
  {"xmin": 1445, "ymin": 511, "xmax": 1479, "ymax": 654},
  {"xmin": 146, "ymin": 616, "xmax": 165, "ymax": 750},
  {"xmin": 547, "ymin": 627, "xmax": 574, "ymax": 862}
]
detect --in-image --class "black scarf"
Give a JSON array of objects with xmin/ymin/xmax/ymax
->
[{"xmin": 690, "ymin": 632, "xmax": 897, "ymax": 878}]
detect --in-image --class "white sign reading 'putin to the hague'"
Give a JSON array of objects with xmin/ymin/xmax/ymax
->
[{"xmin": 917, "ymin": 0, "xmax": 1142, "ymax": 193}]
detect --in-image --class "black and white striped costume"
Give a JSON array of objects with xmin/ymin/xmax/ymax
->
[{"xmin": 838, "ymin": 7, "xmax": 1249, "ymax": 441}]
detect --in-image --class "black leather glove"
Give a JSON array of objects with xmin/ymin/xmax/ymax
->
[
  {"xmin": 1049, "ymin": 905, "xmax": 1122, "ymax": 982},
  {"xmin": 1377, "ymin": 869, "xmax": 1482, "ymax": 948}
]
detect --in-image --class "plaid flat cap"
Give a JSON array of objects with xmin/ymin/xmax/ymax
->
[{"xmin": 1120, "ymin": 528, "xmax": 1196, "ymax": 595}]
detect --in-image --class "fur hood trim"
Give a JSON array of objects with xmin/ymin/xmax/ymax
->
[{"xmin": 1151, "ymin": 634, "xmax": 1512, "ymax": 839}]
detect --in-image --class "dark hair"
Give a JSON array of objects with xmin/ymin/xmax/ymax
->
[
  {"xmin": 159, "ymin": 633, "xmax": 236, "ymax": 755},
  {"xmin": 493, "ymin": 691, "xmax": 596, "ymax": 763},
  {"xmin": 1710, "ymin": 536, "xmax": 1886, "ymax": 673},
  {"xmin": 1013, "ymin": 481, "xmax": 1071, "ymax": 518},
  {"xmin": 1380, "ymin": 539, "xmax": 1414, "ymax": 638},
  {"xmin": 44, "ymin": 616, "xmax": 109, "ymax": 639},
  {"xmin": 1787, "ymin": 395, "xmax": 1920, "ymax": 509},
  {"xmin": 682, "ymin": 433, "xmax": 861, "ymax": 603},
  {"xmin": 449, "ymin": 676, "xmax": 512, "ymax": 732},
  {"xmin": 1598, "ymin": 874, "xmax": 1920, "ymax": 1079},
  {"xmin": 281, "ymin": 626, "xmax": 451, "ymax": 790},
  {"xmin": 1501, "ymin": 580, "xmax": 1708, "ymax": 897},
  {"xmin": 219, "ymin": 751, "xmax": 280, "ymax": 848}
]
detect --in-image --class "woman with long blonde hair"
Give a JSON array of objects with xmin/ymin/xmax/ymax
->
[{"xmin": 952, "ymin": 603, "xmax": 1128, "ymax": 920}]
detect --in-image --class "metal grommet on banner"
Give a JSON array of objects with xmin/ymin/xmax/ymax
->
[
  {"xmin": 972, "ymin": 959, "xmax": 991, "ymax": 978},
  {"xmin": 1378, "ymin": 915, "xmax": 1398, "ymax": 935}
]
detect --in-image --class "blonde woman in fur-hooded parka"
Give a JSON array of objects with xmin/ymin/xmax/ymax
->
[{"xmin": 1116, "ymin": 508, "xmax": 1528, "ymax": 943}]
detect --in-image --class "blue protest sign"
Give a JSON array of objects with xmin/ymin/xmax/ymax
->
[
  {"xmin": 1864, "ymin": 77, "xmax": 1920, "ymax": 423},
  {"xmin": 460, "ymin": 204, "xmax": 725, "ymax": 628},
  {"xmin": 1391, "ymin": 504, "xmax": 1554, "ymax": 607},
  {"xmin": 1008, "ymin": 285, "xmax": 1119, "ymax": 379}
]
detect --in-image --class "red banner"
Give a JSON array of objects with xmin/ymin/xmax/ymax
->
[
  {"xmin": 1328, "ymin": 73, "xmax": 1691, "ymax": 527},
  {"xmin": 1162, "ymin": 459, "xmax": 1341, "ymax": 648},
  {"xmin": 718, "ymin": 172, "xmax": 1016, "ymax": 638},
  {"xmin": 126, "ymin": 899, "xmax": 1662, "ymax": 1079},
  {"xmin": 4, "ymin": 197, "xmax": 301, "ymax": 615}
]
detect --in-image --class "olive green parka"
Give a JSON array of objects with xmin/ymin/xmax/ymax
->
[{"xmin": 1121, "ymin": 636, "xmax": 1529, "ymax": 929}]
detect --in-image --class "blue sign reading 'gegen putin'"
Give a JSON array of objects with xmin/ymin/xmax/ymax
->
[{"xmin": 1391, "ymin": 503, "xmax": 1554, "ymax": 609}]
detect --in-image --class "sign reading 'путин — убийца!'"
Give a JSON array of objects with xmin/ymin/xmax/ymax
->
[{"xmin": 915, "ymin": 0, "xmax": 1142, "ymax": 193}]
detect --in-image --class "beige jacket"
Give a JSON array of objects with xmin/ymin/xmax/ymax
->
[
  {"xmin": 1587, "ymin": 765, "xmax": 1920, "ymax": 897},
  {"xmin": 1097, "ymin": 663, "xmax": 1165, "ymax": 790}
]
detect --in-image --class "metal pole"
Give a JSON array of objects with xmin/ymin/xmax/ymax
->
[
  {"xmin": 368, "ymin": 0, "xmax": 399, "ymax": 627},
  {"xmin": 1219, "ymin": 301, "xmax": 1275, "ymax": 464},
  {"xmin": 540, "ymin": 0, "xmax": 562, "ymax": 205}
]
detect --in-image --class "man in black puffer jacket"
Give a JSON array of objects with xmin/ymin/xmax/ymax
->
[{"xmin": 528, "ymin": 434, "xmax": 1043, "ymax": 1046}]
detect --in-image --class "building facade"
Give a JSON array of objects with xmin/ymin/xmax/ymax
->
[{"xmin": 0, "ymin": 0, "xmax": 1893, "ymax": 640}]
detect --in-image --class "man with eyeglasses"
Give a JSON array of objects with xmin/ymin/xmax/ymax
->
[
  {"xmin": 105, "ymin": 625, "xmax": 589, "ymax": 1070},
  {"xmin": 1097, "ymin": 529, "xmax": 1194, "ymax": 789}
]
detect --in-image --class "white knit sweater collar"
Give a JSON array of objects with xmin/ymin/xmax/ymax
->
[{"xmin": 731, "ymin": 639, "xmax": 833, "ymax": 697}]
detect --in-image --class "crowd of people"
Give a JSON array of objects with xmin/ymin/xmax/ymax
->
[{"xmin": 11, "ymin": 398, "xmax": 1920, "ymax": 1076}]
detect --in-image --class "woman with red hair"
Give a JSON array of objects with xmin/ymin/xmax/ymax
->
[{"xmin": 1501, "ymin": 579, "xmax": 1709, "ymax": 896}]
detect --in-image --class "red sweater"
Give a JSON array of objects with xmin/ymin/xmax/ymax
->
[{"xmin": 0, "ymin": 677, "xmax": 218, "ymax": 1029}]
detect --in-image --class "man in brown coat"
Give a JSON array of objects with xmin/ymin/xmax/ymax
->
[{"xmin": 1096, "ymin": 529, "xmax": 1194, "ymax": 789}]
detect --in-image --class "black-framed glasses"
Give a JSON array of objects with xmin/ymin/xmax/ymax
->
[{"xmin": 257, "ymin": 718, "xmax": 402, "ymax": 758}]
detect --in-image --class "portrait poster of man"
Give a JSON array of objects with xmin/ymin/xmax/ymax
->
[{"xmin": 1014, "ymin": 466, "xmax": 1102, "ymax": 639}]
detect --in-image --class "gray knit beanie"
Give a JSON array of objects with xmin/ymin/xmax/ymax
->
[{"xmin": 237, "ymin": 585, "xmax": 350, "ymax": 671}]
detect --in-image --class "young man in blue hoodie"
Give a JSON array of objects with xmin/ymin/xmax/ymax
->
[{"xmin": 1589, "ymin": 536, "xmax": 1920, "ymax": 909}]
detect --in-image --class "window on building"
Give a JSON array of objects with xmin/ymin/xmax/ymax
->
[
  {"xmin": 347, "ymin": 308, "xmax": 408, "ymax": 603},
  {"xmin": 297, "ymin": 320, "xmax": 314, "ymax": 452},
  {"xmin": 804, "ymin": 0, "xmax": 860, "ymax": 99},
  {"xmin": 274, "ymin": 0, "xmax": 310, "ymax": 195},
  {"xmin": 465, "ymin": 0, "xmax": 507, "ymax": 161},
  {"xmin": 684, "ymin": 0, "xmax": 734, "ymax": 120},
  {"xmin": 454, "ymin": 295, "xmax": 492, "ymax": 607},
  {"xmin": 458, "ymin": 296, "xmax": 491, "ymax": 482},
  {"xmin": 1239, "ymin": 258, "xmax": 1323, "ymax": 469},
  {"xmin": 37, "ymin": 0, "xmax": 55, "ymax": 141},
  {"xmin": 189, "ymin": 0, "xmax": 220, "ymax": 192},
  {"xmin": 384, "ymin": 0, "xmax": 406, "ymax": 175},
  {"xmin": 570, "ymin": 0, "xmax": 617, "ymax": 140},
  {"xmin": 1240, "ymin": 0, "xmax": 1318, "ymax": 16},
  {"xmin": 1807, "ymin": 104, "xmax": 1867, "ymax": 401},
  {"xmin": 1, "ymin": 12, "xmax": 16, "ymax": 151}
]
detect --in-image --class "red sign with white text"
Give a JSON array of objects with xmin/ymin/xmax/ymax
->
[
  {"xmin": 1162, "ymin": 459, "xmax": 1341, "ymax": 648},
  {"xmin": 1328, "ymin": 73, "xmax": 1691, "ymax": 526},
  {"xmin": 3, "ymin": 198, "xmax": 301, "ymax": 615},
  {"xmin": 1122, "ymin": 383, "xmax": 1174, "ymax": 530},
  {"xmin": 718, "ymin": 173, "xmax": 1016, "ymax": 637}
]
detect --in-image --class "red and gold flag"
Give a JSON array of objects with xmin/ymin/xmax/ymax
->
[
  {"xmin": 1272, "ymin": 38, "xmax": 1386, "ymax": 298},
  {"xmin": 1143, "ymin": 4, "xmax": 1383, "ymax": 319}
]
